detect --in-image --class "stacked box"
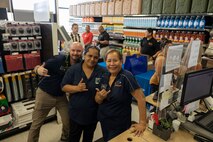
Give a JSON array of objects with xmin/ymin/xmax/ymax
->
[
  {"xmin": 85, "ymin": 3, "xmax": 90, "ymax": 16},
  {"xmin": 207, "ymin": 0, "xmax": 213, "ymax": 13},
  {"xmin": 175, "ymin": 0, "xmax": 192, "ymax": 14},
  {"xmin": 162, "ymin": 0, "xmax": 176, "ymax": 14},
  {"xmin": 123, "ymin": 0, "xmax": 132, "ymax": 15},
  {"xmin": 115, "ymin": 0, "xmax": 123, "ymax": 15},
  {"xmin": 151, "ymin": 0, "xmax": 163, "ymax": 14},
  {"xmin": 95, "ymin": 2, "xmax": 102, "ymax": 16},
  {"xmin": 131, "ymin": 0, "xmax": 142, "ymax": 15},
  {"xmin": 77, "ymin": 5, "xmax": 81, "ymax": 16},
  {"xmin": 73, "ymin": 5, "xmax": 77, "ymax": 16},
  {"xmin": 81, "ymin": 4, "xmax": 85, "ymax": 17},
  {"xmin": 191, "ymin": 0, "xmax": 208, "ymax": 13},
  {"xmin": 108, "ymin": 0, "xmax": 115, "ymax": 16},
  {"xmin": 142, "ymin": 0, "xmax": 152, "ymax": 14},
  {"xmin": 102, "ymin": 1, "xmax": 108, "ymax": 16},
  {"xmin": 90, "ymin": 3, "xmax": 95, "ymax": 16}
]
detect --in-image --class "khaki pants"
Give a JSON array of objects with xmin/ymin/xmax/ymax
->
[
  {"xmin": 100, "ymin": 46, "xmax": 110, "ymax": 60},
  {"xmin": 27, "ymin": 88, "xmax": 69, "ymax": 142}
]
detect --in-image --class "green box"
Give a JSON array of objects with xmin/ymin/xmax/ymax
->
[
  {"xmin": 151, "ymin": 0, "xmax": 163, "ymax": 14},
  {"xmin": 191, "ymin": 0, "xmax": 208, "ymax": 13},
  {"xmin": 162, "ymin": 0, "xmax": 176, "ymax": 14},
  {"xmin": 207, "ymin": 0, "xmax": 213, "ymax": 12},
  {"xmin": 142, "ymin": 0, "xmax": 152, "ymax": 14},
  {"xmin": 175, "ymin": 0, "xmax": 192, "ymax": 14}
]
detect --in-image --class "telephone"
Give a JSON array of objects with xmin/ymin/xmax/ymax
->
[{"xmin": 204, "ymin": 96, "xmax": 213, "ymax": 110}]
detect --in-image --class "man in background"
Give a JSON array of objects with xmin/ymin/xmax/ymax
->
[
  {"xmin": 82, "ymin": 25, "xmax": 93, "ymax": 49},
  {"xmin": 140, "ymin": 28, "xmax": 159, "ymax": 58},
  {"xmin": 64, "ymin": 23, "xmax": 84, "ymax": 52},
  {"xmin": 94, "ymin": 25, "xmax": 110, "ymax": 59}
]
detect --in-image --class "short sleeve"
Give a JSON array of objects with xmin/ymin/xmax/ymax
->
[
  {"xmin": 123, "ymin": 71, "xmax": 141, "ymax": 93},
  {"xmin": 104, "ymin": 32, "xmax": 110, "ymax": 41},
  {"xmin": 61, "ymin": 66, "xmax": 75, "ymax": 88}
]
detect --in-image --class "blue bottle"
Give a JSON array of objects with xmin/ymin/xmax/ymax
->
[
  {"xmin": 161, "ymin": 16, "xmax": 166, "ymax": 27},
  {"xmin": 188, "ymin": 16, "xmax": 195, "ymax": 29},
  {"xmin": 164, "ymin": 16, "xmax": 170, "ymax": 28},
  {"xmin": 168, "ymin": 16, "xmax": 174, "ymax": 28},
  {"xmin": 183, "ymin": 16, "xmax": 189, "ymax": 28},
  {"xmin": 194, "ymin": 16, "xmax": 201, "ymax": 29},
  {"xmin": 173, "ymin": 16, "xmax": 179, "ymax": 28},
  {"xmin": 157, "ymin": 16, "xmax": 162, "ymax": 27},
  {"xmin": 199, "ymin": 16, "xmax": 206, "ymax": 29},
  {"xmin": 178, "ymin": 16, "xmax": 184, "ymax": 28}
]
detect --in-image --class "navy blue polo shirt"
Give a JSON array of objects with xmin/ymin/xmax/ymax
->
[
  {"xmin": 38, "ymin": 54, "xmax": 72, "ymax": 96},
  {"xmin": 140, "ymin": 37, "xmax": 159, "ymax": 56},
  {"xmin": 98, "ymin": 31, "xmax": 110, "ymax": 48},
  {"xmin": 97, "ymin": 69, "xmax": 140, "ymax": 125},
  {"xmin": 61, "ymin": 61, "xmax": 106, "ymax": 125}
]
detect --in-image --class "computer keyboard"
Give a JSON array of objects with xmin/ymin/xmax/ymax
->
[{"xmin": 195, "ymin": 111, "xmax": 213, "ymax": 133}]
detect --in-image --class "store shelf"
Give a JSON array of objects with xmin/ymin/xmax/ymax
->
[
  {"xmin": 0, "ymin": 115, "xmax": 56, "ymax": 140},
  {"xmin": 124, "ymin": 13, "xmax": 213, "ymax": 17},
  {"xmin": 124, "ymin": 26, "xmax": 210, "ymax": 32},
  {"xmin": 102, "ymin": 23, "xmax": 123, "ymax": 25},
  {"xmin": 82, "ymin": 21, "xmax": 101, "ymax": 23}
]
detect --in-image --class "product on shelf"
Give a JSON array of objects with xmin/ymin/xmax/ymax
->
[
  {"xmin": 123, "ymin": 0, "xmax": 131, "ymax": 15},
  {"xmin": 151, "ymin": 0, "xmax": 163, "ymax": 14},
  {"xmin": 142, "ymin": 0, "xmax": 152, "ymax": 14},
  {"xmin": 191, "ymin": 0, "xmax": 208, "ymax": 13},
  {"xmin": 0, "ymin": 94, "xmax": 10, "ymax": 117},
  {"xmin": 175, "ymin": 0, "xmax": 191, "ymax": 14},
  {"xmin": 162, "ymin": 0, "xmax": 176, "ymax": 14}
]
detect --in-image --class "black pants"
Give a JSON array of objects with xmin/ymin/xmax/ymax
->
[{"xmin": 69, "ymin": 119, "xmax": 97, "ymax": 142}]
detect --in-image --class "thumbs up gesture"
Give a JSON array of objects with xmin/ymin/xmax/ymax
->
[{"xmin": 77, "ymin": 78, "xmax": 88, "ymax": 92}]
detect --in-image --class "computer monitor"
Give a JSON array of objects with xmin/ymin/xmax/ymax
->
[
  {"xmin": 180, "ymin": 68, "xmax": 213, "ymax": 106},
  {"xmin": 0, "ymin": 8, "xmax": 8, "ymax": 20},
  {"xmin": 57, "ymin": 26, "xmax": 71, "ymax": 42}
]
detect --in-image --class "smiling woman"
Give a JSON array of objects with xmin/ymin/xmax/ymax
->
[
  {"xmin": 95, "ymin": 49, "xmax": 147, "ymax": 142},
  {"xmin": 61, "ymin": 46, "xmax": 106, "ymax": 142}
]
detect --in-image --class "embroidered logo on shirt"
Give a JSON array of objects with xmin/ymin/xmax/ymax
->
[
  {"xmin": 115, "ymin": 80, "xmax": 122, "ymax": 87},
  {"xmin": 95, "ymin": 78, "xmax": 101, "ymax": 84}
]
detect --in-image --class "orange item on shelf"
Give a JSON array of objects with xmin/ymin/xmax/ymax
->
[
  {"xmin": 169, "ymin": 31, "xmax": 175, "ymax": 41},
  {"xmin": 184, "ymin": 32, "xmax": 191, "ymax": 43},
  {"xmin": 179, "ymin": 31, "xmax": 185, "ymax": 43},
  {"xmin": 174, "ymin": 31, "xmax": 180, "ymax": 42}
]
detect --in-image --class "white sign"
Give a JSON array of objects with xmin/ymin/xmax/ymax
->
[
  {"xmin": 188, "ymin": 40, "xmax": 201, "ymax": 68},
  {"xmin": 165, "ymin": 45, "xmax": 183, "ymax": 72}
]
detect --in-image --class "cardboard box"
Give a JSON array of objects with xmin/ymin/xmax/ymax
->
[
  {"xmin": 123, "ymin": 0, "xmax": 132, "ymax": 15},
  {"xmin": 90, "ymin": 3, "xmax": 95, "ymax": 16},
  {"xmin": 108, "ymin": 0, "xmax": 115, "ymax": 16},
  {"xmin": 80, "ymin": 4, "xmax": 85, "ymax": 17},
  {"xmin": 191, "ymin": 0, "xmax": 208, "ymax": 13},
  {"xmin": 131, "ymin": 0, "xmax": 142, "ymax": 15},
  {"xmin": 151, "ymin": 0, "xmax": 163, "ymax": 14},
  {"xmin": 175, "ymin": 0, "xmax": 192, "ymax": 14},
  {"xmin": 95, "ymin": 2, "xmax": 102, "ymax": 16},
  {"xmin": 142, "ymin": 0, "xmax": 152, "ymax": 14},
  {"xmin": 162, "ymin": 0, "xmax": 176, "ymax": 14},
  {"xmin": 102, "ymin": 1, "xmax": 108, "ymax": 16},
  {"xmin": 85, "ymin": 3, "xmax": 90, "ymax": 16},
  {"xmin": 115, "ymin": 0, "xmax": 123, "ymax": 15}
]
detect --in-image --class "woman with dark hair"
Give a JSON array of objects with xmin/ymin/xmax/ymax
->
[
  {"xmin": 95, "ymin": 49, "xmax": 147, "ymax": 141},
  {"xmin": 61, "ymin": 46, "xmax": 106, "ymax": 142},
  {"xmin": 150, "ymin": 38, "xmax": 173, "ymax": 99}
]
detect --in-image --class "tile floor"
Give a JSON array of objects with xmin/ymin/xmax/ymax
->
[
  {"xmin": 1, "ymin": 121, "xmax": 103, "ymax": 142},
  {"xmin": 1, "ymin": 104, "xmax": 139, "ymax": 142}
]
